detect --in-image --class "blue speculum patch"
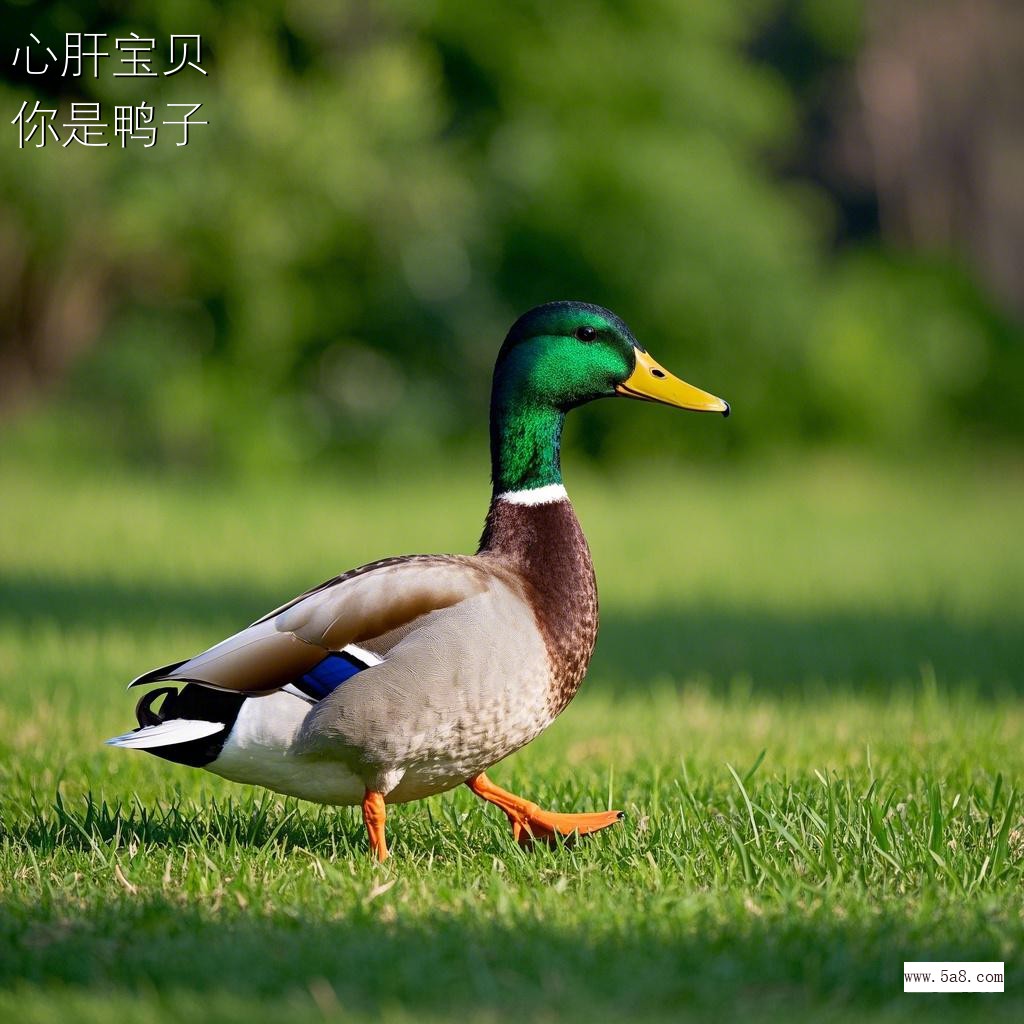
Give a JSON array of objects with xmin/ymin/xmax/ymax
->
[{"xmin": 295, "ymin": 651, "xmax": 366, "ymax": 700}]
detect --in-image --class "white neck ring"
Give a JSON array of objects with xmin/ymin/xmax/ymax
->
[{"xmin": 496, "ymin": 483, "xmax": 569, "ymax": 506}]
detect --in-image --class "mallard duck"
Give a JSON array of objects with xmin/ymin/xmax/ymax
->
[{"xmin": 107, "ymin": 301, "xmax": 728, "ymax": 859}]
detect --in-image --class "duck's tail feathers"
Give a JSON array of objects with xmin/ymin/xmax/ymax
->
[{"xmin": 105, "ymin": 719, "xmax": 224, "ymax": 749}]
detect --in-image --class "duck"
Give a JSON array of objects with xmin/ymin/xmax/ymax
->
[{"xmin": 107, "ymin": 301, "xmax": 728, "ymax": 860}]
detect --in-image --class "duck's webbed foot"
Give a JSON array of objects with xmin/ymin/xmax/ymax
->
[
  {"xmin": 362, "ymin": 789, "xmax": 389, "ymax": 861},
  {"xmin": 466, "ymin": 772, "xmax": 624, "ymax": 846}
]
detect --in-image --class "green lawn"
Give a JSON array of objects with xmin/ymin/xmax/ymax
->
[{"xmin": 1, "ymin": 454, "xmax": 1022, "ymax": 1022}]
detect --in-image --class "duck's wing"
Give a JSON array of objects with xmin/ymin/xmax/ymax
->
[{"xmin": 129, "ymin": 555, "xmax": 490, "ymax": 694}]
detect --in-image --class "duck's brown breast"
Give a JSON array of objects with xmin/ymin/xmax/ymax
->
[{"xmin": 478, "ymin": 497, "xmax": 598, "ymax": 716}]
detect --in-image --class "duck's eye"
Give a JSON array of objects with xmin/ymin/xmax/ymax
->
[{"xmin": 576, "ymin": 326, "xmax": 597, "ymax": 342}]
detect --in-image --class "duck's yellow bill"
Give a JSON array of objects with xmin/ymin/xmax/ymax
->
[{"xmin": 616, "ymin": 349, "xmax": 730, "ymax": 416}]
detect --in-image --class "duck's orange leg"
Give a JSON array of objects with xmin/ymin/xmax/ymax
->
[
  {"xmin": 466, "ymin": 772, "xmax": 624, "ymax": 846},
  {"xmin": 362, "ymin": 790, "xmax": 389, "ymax": 861}
]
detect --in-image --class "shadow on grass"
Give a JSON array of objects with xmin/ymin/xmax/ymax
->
[
  {"xmin": 591, "ymin": 606, "xmax": 1024, "ymax": 696},
  {"xmin": 20, "ymin": 790, "xmax": 367, "ymax": 859},
  {"xmin": 0, "ymin": 572, "xmax": 280, "ymax": 637},
  {"xmin": 0, "ymin": 894, "xmax": 1018, "ymax": 1021},
  {"xmin": 1, "ymin": 571, "xmax": 1021, "ymax": 695}
]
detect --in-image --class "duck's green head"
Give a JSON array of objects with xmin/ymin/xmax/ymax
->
[{"xmin": 491, "ymin": 301, "xmax": 728, "ymax": 494}]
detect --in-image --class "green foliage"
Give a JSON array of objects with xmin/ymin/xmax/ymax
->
[
  {"xmin": 1, "ymin": 457, "xmax": 1023, "ymax": 1021},
  {"xmin": 1, "ymin": 1, "xmax": 1020, "ymax": 470}
]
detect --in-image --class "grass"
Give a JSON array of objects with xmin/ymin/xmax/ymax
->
[{"xmin": 1, "ymin": 452, "xmax": 1023, "ymax": 1022}]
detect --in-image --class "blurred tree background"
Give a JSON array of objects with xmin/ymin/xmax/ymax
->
[{"xmin": 1, "ymin": 0, "xmax": 1021, "ymax": 473}]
